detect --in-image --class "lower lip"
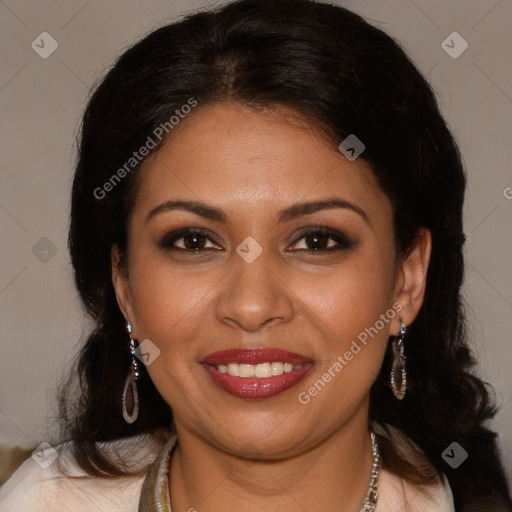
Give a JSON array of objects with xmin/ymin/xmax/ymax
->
[{"xmin": 202, "ymin": 363, "xmax": 313, "ymax": 399}]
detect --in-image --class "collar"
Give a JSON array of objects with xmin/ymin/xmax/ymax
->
[
  {"xmin": 138, "ymin": 435, "xmax": 178, "ymax": 511},
  {"xmin": 136, "ymin": 425, "xmax": 453, "ymax": 511}
]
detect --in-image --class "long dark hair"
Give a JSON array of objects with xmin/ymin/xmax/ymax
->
[{"xmin": 62, "ymin": 0, "xmax": 511, "ymax": 508}]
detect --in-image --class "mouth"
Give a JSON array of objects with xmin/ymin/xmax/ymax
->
[{"xmin": 202, "ymin": 348, "xmax": 313, "ymax": 399}]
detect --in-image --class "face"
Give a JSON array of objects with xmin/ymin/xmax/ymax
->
[{"xmin": 113, "ymin": 102, "xmax": 429, "ymax": 459}]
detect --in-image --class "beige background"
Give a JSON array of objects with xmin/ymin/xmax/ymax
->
[{"xmin": 0, "ymin": 0, "xmax": 511, "ymax": 480}]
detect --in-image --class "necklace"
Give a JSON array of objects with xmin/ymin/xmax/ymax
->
[
  {"xmin": 139, "ymin": 430, "xmax": 381, "ymax": 511},
  {"xmin": 358, "ymin": 429, "xmax": 381, "ymax": 512}
]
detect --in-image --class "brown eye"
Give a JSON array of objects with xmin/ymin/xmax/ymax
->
[
  {"xmin": 288, "ymin": 227, "xmax": 355, "ymax": 253},
  {"xmin": 302, "ymin": 232, "xmax": 334, "ymax": 250},
  {"xmin": 159, "ymin": 228, "xmax": 222, "ymax": 251},
  {"xmin": 180, "ymin": 233, "xmax": 209, "ymax": 250}
]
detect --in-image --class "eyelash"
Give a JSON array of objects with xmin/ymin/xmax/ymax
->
[{"xmin": 158, "ymin": 226, "xmax": 356, "ymax": 254}]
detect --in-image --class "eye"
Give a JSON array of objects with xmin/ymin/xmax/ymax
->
[
  {"xmin": 288, "ymin": 227, "xmax": 355, "ymax": 253},
  {"xmin": 158, "ymin": 228, "xmax": 222, "ymax": 251},
  {"xmin": 158, "ymin": 226, "xmax": 356, "ymax": 254}
]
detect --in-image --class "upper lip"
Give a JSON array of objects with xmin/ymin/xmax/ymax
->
[{"xmin": 203, "ymin": 348, "xmax": 313, "ymax": 366}]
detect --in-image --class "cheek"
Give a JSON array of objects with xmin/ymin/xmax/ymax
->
[
  {"xmin": 127, "ymin": 247, "xmax": 232, "ymax": 389},
  {"xmin": 129, "ymin": 238, "xmax": 396, "ymax": 345},
  {"xmin": 127, "ymin": 258, "xmax": 213, "ymax": 409},
  {"xmin": 130, "ymin": 263, "xmax": 212, "ymax": 344},
  {"xmin": 301, "ymin": 252, "xmax": 395, "ymax": 334},
  {"xmin": 298, "ymin": 253, "xmax": 396, "ymax": 397},
  {"xmin": 127, "ymin": 235, "xmax": 396, "ymax": 404}
]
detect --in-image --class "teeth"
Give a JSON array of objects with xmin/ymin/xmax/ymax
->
[
  {"xmin": 227, "ymin": 363, "xmax": 239, "ymax": 376},
  {"xmin": 270, "ymin": 362, "xmax": 283, "ymax": 375},
  {"xmin": 239, "ymin": 364, "xmax": 255, "ymax": 378},
  {"xmin": 216, "ymin": 362, "xmax": 304, "ymax": 378},
  {"xmin": 255, "ymin": 362, "xmax": 271, "ymax": 378}
]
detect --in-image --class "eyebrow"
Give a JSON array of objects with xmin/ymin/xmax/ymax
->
[{"xmin": 145, "ymin": 197, "xmax": 369, "ymax": 225}]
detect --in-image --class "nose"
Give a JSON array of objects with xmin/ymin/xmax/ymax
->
[{"xmin": 215, "ymin": 250, "xmax": 295, "ymax": 333}]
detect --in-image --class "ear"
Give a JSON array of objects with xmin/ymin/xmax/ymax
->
[
  {"xmin": 111, "ymin": 244, "xmax": 137, "ymax": 333},
  {"xmin": 392, "ymin": 228, "xmax": 432, "ymax": 333}
]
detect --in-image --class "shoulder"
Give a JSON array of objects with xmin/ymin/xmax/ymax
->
[
  {"xmin": 374, "ymin": 423, "xmax": 455, "ymax": 512},
  {"xmin": 377, "ymin": 466, "xmax": 455, "ymax": 512},
  {"xmin": 0, "ymin": 434, "xmax": 162, "ymax": 512}
]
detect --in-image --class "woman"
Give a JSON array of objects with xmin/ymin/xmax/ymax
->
[{"xmin": 0, "ymin": 0, "xmax": 510, "ymax": 510}]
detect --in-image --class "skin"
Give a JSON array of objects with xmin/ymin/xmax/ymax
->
[{"xmin": 112, "ymin": 102, "xmax": 431, "ymax": 512}]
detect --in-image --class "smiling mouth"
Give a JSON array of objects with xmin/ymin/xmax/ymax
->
[
  {"xmin": 202, "ymin": 348, "xmax": 313, "ymax": 399},
  {"xmin": 214, "ymin": 361, "xmax": 304, "ymax": 377}
]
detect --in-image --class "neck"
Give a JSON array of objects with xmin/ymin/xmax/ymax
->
[{"xmin": 169, "ymin": 407, "xmax": 375, "ymax": 512}]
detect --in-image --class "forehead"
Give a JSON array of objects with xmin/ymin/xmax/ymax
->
[{"xmin": 134, "ymin": 102, "xmax": 392, "ymax": 226}]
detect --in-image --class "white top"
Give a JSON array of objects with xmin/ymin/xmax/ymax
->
[{"xmin": 0, "ymin": 431, "xmax": 455, "ymax": 511}]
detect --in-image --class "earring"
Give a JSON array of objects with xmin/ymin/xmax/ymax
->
[
  {"xmin": 122, "ymin": 322, "xmax": 139, "ymax": 424},
  {"xmin": 390, "ymin": 318, "xmax": 407, "ymax": 400}
]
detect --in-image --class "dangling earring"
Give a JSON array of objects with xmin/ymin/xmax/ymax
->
[
  {"xmin": 390, "ymin": 318, "xmax": 407, "ymax": 400},
  {"xmin": 122, "ymin": 322, "xmax": 139, "ymax": 424}
]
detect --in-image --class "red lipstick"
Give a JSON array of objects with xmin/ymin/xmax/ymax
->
[
  {"xmin": 202, "ymin": 348, "xmax": 313, "ymax": 399},
  {"xmin": 203, "ymin": 348, "xmax": 311, "ymax": 366}
]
